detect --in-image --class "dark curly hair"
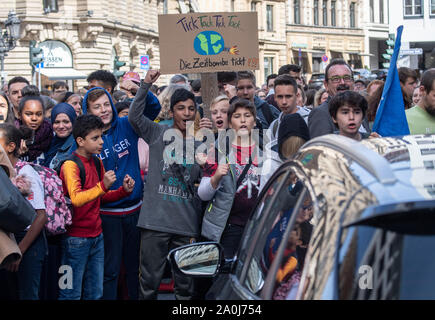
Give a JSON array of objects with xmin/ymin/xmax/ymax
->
[
  {"xmin": 87, "ymin": 70, "xmax": 117, "ymax": 93},
  {"xmin": 328, "ymin": 90, "xmax": 368, "ymax": 119},
  {"xmin": 73, "ymin": 114, "xmax": 104, "ymax": 141}
]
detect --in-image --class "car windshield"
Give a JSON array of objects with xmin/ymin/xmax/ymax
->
[
  {"xmin": 311, "ymin": 74, "xmax": 324, "ymax": 80},
  {"xmin": 338, "ymin": 208, "xmax": 435, "ymax": 299}
]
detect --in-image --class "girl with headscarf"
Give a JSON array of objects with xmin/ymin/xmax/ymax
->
[{"xmin": 43, "ymin": 103, "xmax": 77, "ymax": 171}]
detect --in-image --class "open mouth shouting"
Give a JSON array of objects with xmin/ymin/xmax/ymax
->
[
  {"xmin": 216, "ymin": 119, "xmax": 224, "ymax": 128},
  {"xmin": 347, "ymin": 122, "xmax": 357, "ymax": 131}
]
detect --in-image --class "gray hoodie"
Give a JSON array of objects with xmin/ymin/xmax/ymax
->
[{"xmin": 128, "ymin": 83, "xmax": 203, "ymax": 237}]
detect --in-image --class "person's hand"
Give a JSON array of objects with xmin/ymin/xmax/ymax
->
[
  {"xmin": 369, "ymin": 132, "xmax": 381, "ymax": 139},
  {"xmin": 144, "ymin": 69, "xmax": 160, "ymax": 84},
  {"xmin": 120, "ymin": 80, "xmax": 139, "ymax": 98},
  {"xmin": 122, "ymin": 174, "xmax": 135, "ymax": 193},
  {"xmin": 214, "ymin": 164, "xmax": 229, "ymax": 180},
  {"xmin": 199, "ymin": 117, "xmax": 213, "ymax": 130},
  {"xmin": 195, "ymin": 152, "xmax": 208, "ymax": 167},
  {"xmin": 215, "ymin": 164, "xmax": 230, "ymax": 178},
  {"xmin": 211, "ymin": 164, "xmax": 229, "ymax": 189},
  {"xmin": 103, "ymin": 170, "xmax": 117, "ymax": 190},
  {"xmin": 223, "ymin": 84, "xmax": 237, "ymax": 100}
]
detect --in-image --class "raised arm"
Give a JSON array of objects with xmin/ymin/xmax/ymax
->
[{"xmin": 128, "ymin": 70, "xmax": 164, "ymax": 145}]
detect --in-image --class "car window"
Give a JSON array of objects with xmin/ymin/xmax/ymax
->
[
  {"xmin": 235, "ymin": 168, "xmax": 313, "ymax": 298},
  {"xmin": 338, "ymin": 221, "xmax": 435, "ymax": 299},
  {"xmin": 311, "ymin": 74, "xmax": 324, "ymax": 80},
  {"xmin": 266, "ymin": 189, "xmax": 314, "ymax": 300},
  {"xmin": 235, "ymin": 170, "xmax": 290, "ymax": 288}
]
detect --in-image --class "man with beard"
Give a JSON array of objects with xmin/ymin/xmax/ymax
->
[
  {"xmin": 406, "ymin": 69, "xmax": 435, "ymax": 135},
  {"xmin": 399, "ymin": 67, "xmax": 418, "ymax": 109},
  {"xmin": 308, "ymin": 59, "xmax": 370, "ymax": 138}
]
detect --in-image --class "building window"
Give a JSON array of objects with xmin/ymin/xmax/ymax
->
[
  {"xmin": 43, "ymin": 0, "xmax": 58, "ymax": 13},
  {"xmin": 314, "ymin": 0, "xmax": 319, "ymax": 25},
  {"xmin": 431, "ymin": 0, "xmax": 435, "ymax": 15},
  {"xmin": 264, "ymin": 57, "xmax": 274, "ymax": 79},
  {"xmin": 266, "ymin": 5, "xmax": 274, "ymax": 31},
  {"xmin": 350, "ymin": 2, "xmax": 356, "ymax": 28},
  {"xmin": 404, "ymin": 0, "xmax": 423, "ymax": 17},
  {"xmin": 294, "ymin": 0, "xmax": 301, "ymax": 24},
  {"xmin": 380, "ymin": 0, "xmax": 385, "ymax": 23},
  {"xmin": 251, "ymin": 1, "xmax": 256, "ymax": 11},
  {"xmin": 312, "ymin": 54, "xmax": 325, "ymax": 73},
  {"xmin": 370, "ymin": 0, "xmax": 374, "ymax": 22},
  {"xmin": 323, "ymin": 0, "xmax": 328, "ymax": 26},
  {"xmin": 331, "ymin": 0, "xmax": 336, "ymax": 26},
  {"xmin": 231, "ymin": 0, "xmax": 235, "ymax": 12}
]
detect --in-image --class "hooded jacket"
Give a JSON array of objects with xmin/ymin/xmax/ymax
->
[
  {"xmin": 199, "ymin": 142, "xmax": 263, "ymax": 242},
  {"xmin": 82, "ymin": 87, "xmax": 161, "ymax": 215},
  {"xmin": 128, "ymin": 82, "xmax": 203, "ymax": 237}
]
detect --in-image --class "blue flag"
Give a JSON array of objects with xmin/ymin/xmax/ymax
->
[{"xmin": 372, "ymin": 25, "xmax": 410, "ymax": 137}]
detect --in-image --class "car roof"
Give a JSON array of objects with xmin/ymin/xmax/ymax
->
[
  {"xmin": 291, "ymin": 134, "xmax": 435, "ymax": 299},
  {"xmin": 293, "ymin": 134, "xmax": 435, "ymax": 214}
]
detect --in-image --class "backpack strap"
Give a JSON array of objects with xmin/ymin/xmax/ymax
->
[
  {"xmin": 57, "ymin": 154, "xmax": 103, "ymax": 187},
  {"xmin": 92, "ymin": 156, "xmax": 102, "ymax": 182},
  {"xmin": 69, "ymin": 154, "xmax": 86, "ymax": 187}
]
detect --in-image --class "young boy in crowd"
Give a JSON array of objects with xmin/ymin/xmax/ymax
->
[
  {"xmin": 82, "ymin": 81, "xmax": 159, "ymax": 300},
  {"xmin": 58, "ymin": 114, "xmax": 135, "ymax": 300},
  {"xmin": 225, "ymin": 70, "xmax": 280, "ymax": 131},
  {"xmin": 128, "ymin": 70, "xmax": 203, "ymax": 300},
  {"xmin": 198, "ymin": 98, "xmax": 262, "ymax": 258},
  {"xmin": 328, "ymin": 91, "xmax": 373, "ymax": 141},
  {"xmin": 267, "ymin": 75, "xmax": 310, "ymax": 144}
]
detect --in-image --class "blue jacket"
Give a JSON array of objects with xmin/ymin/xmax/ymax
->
[
  {"xmin": 47, "ymin": 134, "xmax": 76, "ymax": 171},
  {"xmin": 82, "ymin": 87, "xmax": 161, "ymax": 213}
]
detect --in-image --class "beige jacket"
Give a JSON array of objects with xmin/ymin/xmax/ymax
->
[{"xmin": 0, "ymin": 144, "xmax": 21, "ymax": 269}]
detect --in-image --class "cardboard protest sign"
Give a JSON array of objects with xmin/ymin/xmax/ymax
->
[{"xmin": 158, "ymin": 12, "xmax": 259, "ymax": 74}]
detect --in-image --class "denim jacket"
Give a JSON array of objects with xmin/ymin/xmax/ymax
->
[{"xmin": 48, "ymin": 135, "xmax": 75, "ymax": 171}]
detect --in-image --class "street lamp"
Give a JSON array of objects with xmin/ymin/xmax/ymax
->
[{"xmin": 0, "ymin": 11, "xmax": 21, "ymax": 88}]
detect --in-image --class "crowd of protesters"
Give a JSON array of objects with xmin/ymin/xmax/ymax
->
[{"xmin": 0, "ymin": 59, "xmax": 434, "ymax": 301}]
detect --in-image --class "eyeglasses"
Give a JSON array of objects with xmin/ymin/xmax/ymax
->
[{"xmin": 328, "ymin": 75, "xmax": 353, "ymax": 83}]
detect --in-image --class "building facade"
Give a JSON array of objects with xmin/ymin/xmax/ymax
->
[
  {"xmin": 362, "ymin": 0, "xmax": 389, "ymax": 70},
  {"xmin": 388, "ymin": 0, "xmax": 435, "ymax": 70},
  {"xmin": 1, "ymin": 0, "xmax": 165, "ymax": 90},
  {"xmin": 183, "ymin": 0, "xmax": 288, "ymax": 88},
  {"xmin": 1, "ymin": 0, "xmax": 288, "ymax": 89},
  {"xmin": 1, "ymin": 0, "xmax": 401, "ymax": 91},
  {"xmin": 286, "ymin": 0, "xmax": 389, "ymax": 79}
]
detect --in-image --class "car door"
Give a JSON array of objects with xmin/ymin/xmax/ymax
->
[{"xmin": 212, "ymin": 162, "xmax": 316, "ymax": 300}]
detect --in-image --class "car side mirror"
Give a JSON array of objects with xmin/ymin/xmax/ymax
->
[{"xmin": 168, "ymin": 242, "xmax": 224, "ymax": 277}]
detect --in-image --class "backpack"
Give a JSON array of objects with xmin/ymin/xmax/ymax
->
[
  {"xmin": 57, "ymin": 153, "xmax": 102, "ymax": 188},
  {"xmin": 15, "ymin": 160, "xmax": 72, "ymax": 236}
]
